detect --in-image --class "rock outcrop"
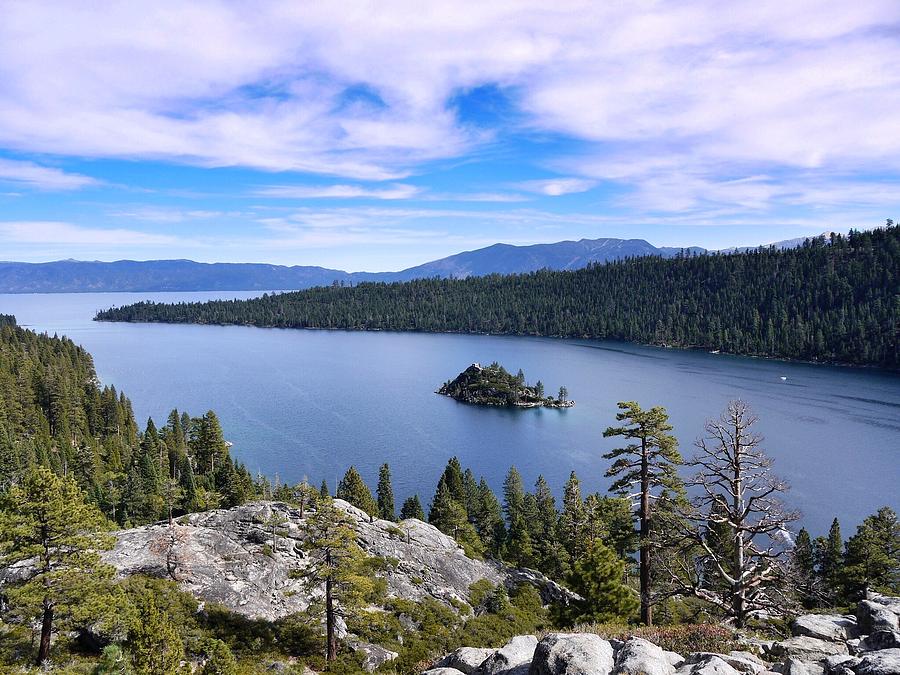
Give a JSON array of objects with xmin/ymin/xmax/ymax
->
[
  {"xmin": 105, "ymin": 500, "xmax": 573, "ymax": 622},
  {"xmin": 420, "ymin": 593, "xmax": 900, "ymax": 675}
]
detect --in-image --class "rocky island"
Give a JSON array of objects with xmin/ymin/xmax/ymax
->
[{"xmin": 437, "ymin": 362, "xmax": 574, "ymax": 408}]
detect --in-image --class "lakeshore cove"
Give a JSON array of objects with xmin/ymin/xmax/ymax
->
[{"xmin": 4, "ymin": 290, "xmax": 898, "ymax": 535}]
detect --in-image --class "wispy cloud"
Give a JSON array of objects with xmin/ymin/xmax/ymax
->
[
  {"xmin": 0, "ymin": 221, "xmax": 177, "ymax": 246},
  {"xmin": 513, "ymin": 178, "xmax": 596, "ymax": 196},
  {"xmin": 110, "ymin": 207, "xmax": 240, "ymax": 223},
  {"xmin": 0, "ymin": 158, "xmax": 99, "ymax": 190},
  {"xmin": 255, "ymin": 184, "xmax": 423, "ymax": 200}
]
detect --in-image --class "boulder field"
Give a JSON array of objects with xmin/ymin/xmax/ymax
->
[{"xmin": 423, "ymin": 593, "xmax": 900, "ymax": 675}]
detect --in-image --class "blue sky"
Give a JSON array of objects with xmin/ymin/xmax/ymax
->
[{"xmin": 1, "ymin": 2, "xmax": 899, "ymax": 271}]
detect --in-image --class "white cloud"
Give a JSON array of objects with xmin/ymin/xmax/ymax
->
[
  {"xmin": 0, "ymin": 158, "xmax": 99, "ymax": 190},
  {"xmin": 514, "ymin": 178, "xmax": 596, "ymax": 196},
  {"xmin": 255, "ymin": 184, "xmax": 423, "ymax": 200},
  {"xmin": 0, "ymin": 221, "xmax": 177, "ymax": 246},
  {"xmin": 110, "ymin": 207, "xmax": 238, "ymax": 222},
  {"xmin": 0, "ymin": 0, "xmax": 898, "ymax": 212}
]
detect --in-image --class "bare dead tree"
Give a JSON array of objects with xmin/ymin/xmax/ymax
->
[{"xmin": 661, "ymin": 400, "xmax": 799, "ymax": 627}]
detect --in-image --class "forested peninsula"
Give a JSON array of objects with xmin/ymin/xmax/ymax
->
[{"xmin": 95, "ymin": 225, "xmax": 900, "ymax": 368}]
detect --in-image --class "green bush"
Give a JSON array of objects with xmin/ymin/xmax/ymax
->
[{"xmin": 199, "ymin": 638, "xmax": 238, "ymax": 675}]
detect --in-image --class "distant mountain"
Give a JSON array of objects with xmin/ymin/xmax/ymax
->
[
  {"xmin": 0, "ymin": 259, "xmax": 363, "ymax": 294},
  {"xmin": 0, "ymin": 234, "xmax": 813, "ymax": 293},
  {"xmin": 386, "ymin": 238, "xmax": 707, "ymax": 280}
]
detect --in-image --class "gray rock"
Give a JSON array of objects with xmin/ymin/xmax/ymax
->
[
  {"xmin": 103, "ymin": 501, "xmax": 574, "ymax": 622},
  {"xmin": 529, "ymin": 633, "xmax": 615, "ymax": 675},
  {"xmin": 857, "ymin": 601, "xmax": 900, "ymax": 635},
  {"xmin": 858, "ymin": 630, "xmax": 900, "ymax": 652},
  {"xmin": 866, "ymin": 593, "xmax": 900, "ymax": 618},
  {"xmin": 436, "ymin": 647, "xmax": 494, "ymax": 674},
  {"xmin": 614, "ymin": 637, "xmax": 675, "ymax": 675},
  {"xmin": 686, "ymin": 652, "xmax": 766, "ymax": 675},
  {"xmin": 350, "ymin": 640, "xmax": 398, "ymax": 672},
  {"xmin": 823, "ymin": 656, "xmax": 859, "ymax": 674},
  {"xmin": 846, "ymin": 639, "xmax": 862, "ymax": 656},
  {"xmin": 772, "ymin": 658, "xmax": 824, "ymax": 675},
  {"xmin": 792, "ymin": 615, "xmax": 860, "ymax": 642},
  {"xmin": 423, "ymin": 669, "xmax": 467, "ymax": 675},
  {"xmin": 480, "ymin": 635, "xmax": 538, "ymax": 675},
  {"xmin": 676, "ymin": 654, "xmax": 741, "ymax": 674},
  {"xmin": 852, "ymin": 648, "xmax": 900, "ymax": 675},
  {"xmin": 726, "ymin": 652, "xmax": 769, "ymax": 674},
  {"xmin": 770, "ymin": 637, "xmax": 848, "ymax": 662},
  {"xmin": 506, "ymin": 566, "xmax": 583, "ymax": 608},
  {"xmin": 665, "ymin": 651, "xmax": 685, "ymax": 667}
]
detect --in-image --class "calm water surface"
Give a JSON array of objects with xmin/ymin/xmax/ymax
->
[{"xmin": 2, "ymin": 291, "xmax": 898, "ymax": 535}]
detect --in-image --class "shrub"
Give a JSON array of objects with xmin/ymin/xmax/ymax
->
[{"xmin": 572, "ymin": 623, "xmax": 737, "ymax": 655}]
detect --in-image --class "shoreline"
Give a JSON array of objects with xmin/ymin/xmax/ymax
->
[
  {"xmin": 91, "ymin": 316, "xmax": 898, "ymax": 372},
  {"xmin": 435, "ymin": 390, "xmax": 575, "ymax": 409}
]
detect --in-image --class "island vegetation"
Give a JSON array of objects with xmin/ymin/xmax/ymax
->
[
  {"xmin": 437, "ymin": 362, "xmax": 573, "ymax": 408},
  {"xmin": 0, "ymin": 319, "xmax": 897, "ymax": 674},
  {"xmin": 95, "ymin": 223, "xmax": 900, "ymax": 368}
]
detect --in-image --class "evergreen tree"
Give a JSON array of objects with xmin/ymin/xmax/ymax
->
[
  {"xmin": 0, "ymin": 466, "xmax": 115, "ymax": 665},
  {"xmin": 503, "ymin": 466, "xmax": 526, "ymax": 525},
  {"xmin": 190, "ymin": 411, "xmax": 229, "ymax": 475},
  {"xmin": 817, "ymin": 518, "xmax": 844, "ymax": 604},
  {"xmin": 792, "ymin": 528, "xmax": 819, "ymax": 609},
  {"xmin": 462, "ymin": 468, "xmax": 479, "ymax": 517},
  {"xmin": 589, "ymin": 494, "xmax": 638, "ymax": 559},
  {"xmin": 336, "ymin": 466, "xmax": 378, "ymax": 517},
  {"xmin": 438, "ymin": 456, "xmax": 466, "ymax": 504},
  {"xmin": 842, "ymin": 507, "xmax": 900, "ymax": 600},
  {"xmin": 0, "ymin": 420, "xmax": 19, "ymax": 488},
  {"xmin": 502, "ymin": 466, "xmax": 533, "ymax": 566},
  {"xmin": 567, "ymin": 540, "xmax": 639, "ymax": 624},
  {"xmin": 320, "ymin": 478, "xmax": 330, "ymax": 498},
  {"xmin": 532, "ymin": 475, "xmax": 568, "ymax": 579},
  {"xmin": 603, "ymin": 401, "xmax": 682, "ymax": 625},
  {"xmin": 559, "ymin": 471, "xmax": 587, "ymax": 562},
  {"xmin": 400, "ymin": 494, "xmax": 425, "ymax": 521},
  {"xmin": 471, "ymin": 478, "xmax": 505, "ymax": 555},
  {"xmin": 301, "ymin": 499, "xmax": 377, "ymax": 662},
  {"xmin": 429, "ymin": 480, "xmax": 483, "ymax": 558},
  {"xmin": 376, "ymin": 462, "xmax": 395, "ymax": 521}
]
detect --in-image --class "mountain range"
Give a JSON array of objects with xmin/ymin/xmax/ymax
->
[{"xmin": 0, "ymin": 234, "xmax": 820, "ymax": 293}]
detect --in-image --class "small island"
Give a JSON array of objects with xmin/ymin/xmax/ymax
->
[{"xmin": 437, "ymin": 362, "xmax": 574, "ymax": 408}]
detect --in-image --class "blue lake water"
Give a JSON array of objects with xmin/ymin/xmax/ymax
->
[{"xmin": 2, "ymin": 291, "xmax": 898, "ymax": 536}]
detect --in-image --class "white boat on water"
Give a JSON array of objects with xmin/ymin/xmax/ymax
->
[{"xmin": 780, "ymin": 376, "xmax": 788, "ymax": 381}]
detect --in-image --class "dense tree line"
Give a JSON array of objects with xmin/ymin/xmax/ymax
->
[
  {"xmin": 334, "ymin": 404, "xmax": 898, "ymax": 628},
  {"xmin": 0, "ymin": 320, "xmax": 254, "ymax": 526},
  {"xmin": 97, "ymin": 224, "xmax": 900, "ymax": 367}
]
